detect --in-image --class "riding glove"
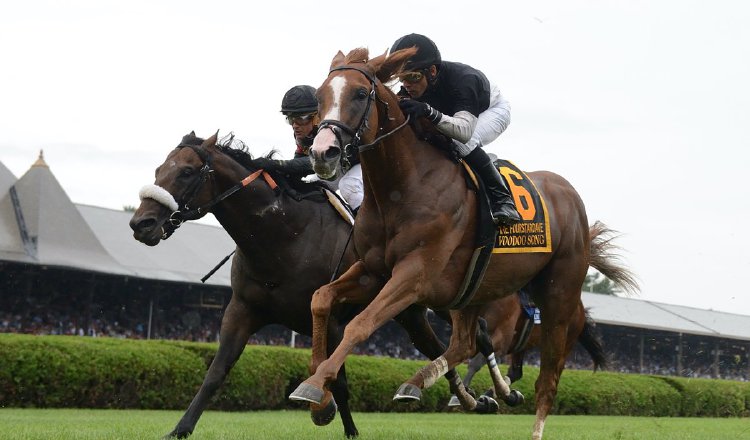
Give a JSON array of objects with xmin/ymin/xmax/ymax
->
[
  {"xmin": 399, "ymin": 99, "xmax": 443, "ymax": 124},
  {"xmin": 253, "ymin": 157, "xmax": 283, "ymax": 171}
]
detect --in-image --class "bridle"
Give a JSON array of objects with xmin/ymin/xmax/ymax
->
[
  {"xmin": 140, "ymin": 142, "xmax": 278, "ymax": 240},
  {"xmin": 317, "ymin": 65, "xmax": 410, "ymax": 171}
]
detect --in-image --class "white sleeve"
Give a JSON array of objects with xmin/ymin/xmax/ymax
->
[{"xmin": 435, "ymin": 110, "xmax": 477, "ymax": 144}]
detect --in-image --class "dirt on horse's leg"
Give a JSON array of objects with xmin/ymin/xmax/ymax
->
[{"xmin": 167, "ymin": 298, "xmax": 258, "ymax": 439}]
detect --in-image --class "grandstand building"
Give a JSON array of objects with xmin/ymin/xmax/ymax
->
[{"xmin": 1, "ymin": 153, "xmax": 748, "ymax": 381}]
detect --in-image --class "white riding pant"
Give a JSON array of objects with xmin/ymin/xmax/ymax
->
[
  {"xmin": 339, "ymin": 163, "xmax": 363, "ymax": 210},
  {"xmin": 454, "ymin": 87, "xmax": 511, "ymax": 157}
]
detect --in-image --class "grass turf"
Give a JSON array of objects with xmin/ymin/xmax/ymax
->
[{"xmin": 0, "ymin": 409, "xmax": 748, "ymax": 439}]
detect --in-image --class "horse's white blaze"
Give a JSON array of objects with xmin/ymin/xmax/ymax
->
[
  {"xmin": 322, "ymin": 75, "xmax": 347, "ymax": 121},
  {"xmin": 311, "ymin": 128, "xmax": 338, "ymax": 155}
]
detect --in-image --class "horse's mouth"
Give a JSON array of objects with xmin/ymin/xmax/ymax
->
[
  {"xmin": 130, "ymin": 215, "xmax": 168, "ymax": 246},
  {"xmin": 133, "ymin": 228, "xmax": 162, "ymax": 246},
  {"xmin": 312, "ymin": 162, "xmax": 338, "ymax": 180}
]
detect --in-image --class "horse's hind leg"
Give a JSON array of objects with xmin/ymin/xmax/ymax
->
[
  {"xmin": 166, "ymin": 298, "xmax": 260, "ymax": 439},
  {"xmin": 447, "ymin": 352, "xmax": 485, "ymax": 407},
  {"xmin": 531, "ymin": 268, "xmax": 586, "ymax": 440},
  {"xmin": 395, "ymin": 306, "xmax": 483, "ymax": 410},
  {"xmin": 394, "ymin": 305, "xmax": 476, "ymax": 410}
]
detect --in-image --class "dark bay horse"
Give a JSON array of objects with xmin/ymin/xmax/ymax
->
[
  {"xmin": 128, "ymin": 132, "xmax": 482, "ymax": 438},
  {"xmin": 288, "ymin": 47, "xmax": 617, "ymax": 439},
  {"xmin": 128, "ymin": 133, "xmax": 367, "ymax": 437}
]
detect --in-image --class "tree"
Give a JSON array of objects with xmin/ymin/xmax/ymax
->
[
  {"xmin": 123, "ymin": 205, "xmax": 136, "ymax": 212},
  {"xmin": 583, "ymin": 270, "xmax": 618, "ymax": 295}
]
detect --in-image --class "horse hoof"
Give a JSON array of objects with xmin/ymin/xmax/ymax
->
[
  {"xmin": 475, "ymin": 395, "xmax": 500, "ymax": 414},
  {"xmin": 447, "ymin": 395, "xmax": 461, "ymax": 407},
  {"xmin": 289, "ymin": 382, "xmax": 325, "ymax": 405},
  {"xmin": 163, "ymin": 428, "xmax": 191, "ymax": 439},
  {"xmin": 311, "ymin": 395, "xmax": 337, "ymax": 426},
  {"xmin": 504, "ymin": 389, "xmax": 525, "ymax": 407},
  {"xmin": 393, "ymin": 383, "xmax": 422, "ymax": 403}
]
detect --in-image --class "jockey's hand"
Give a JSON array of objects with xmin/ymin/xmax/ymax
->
[
  {"xmin": 398, "ymin": 99, "xmax": 442, "ymax": 124},
  {"xmin": 254, "ymin": 157, "xmax": 283, "ymax": 171}
]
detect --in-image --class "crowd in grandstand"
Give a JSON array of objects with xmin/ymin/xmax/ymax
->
[{"xmin": 2, "ymin": 300, "xmax": 748, "ymax": 382}]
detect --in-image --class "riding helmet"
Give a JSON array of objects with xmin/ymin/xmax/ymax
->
[
  {"xmin": 390, "ymin": 33, "xmax": 442, "ymax": 71},
  {"xmin": 280, "ymin": 85, "xmax": 318, "ymax": 115}
]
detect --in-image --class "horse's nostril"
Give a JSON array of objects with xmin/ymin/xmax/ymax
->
[
  {"xmin": 324, "ymin": 147, "xmax": 341, "ymax": 161},
  {"xmin": 131, "ymin": 217, "xmax": 156, "ymax": 232}
]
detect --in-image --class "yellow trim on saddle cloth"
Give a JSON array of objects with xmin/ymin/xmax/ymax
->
[
  {"xmin": 493, "ymin": 161, "xmax": 553, "ymax": 254},
  {"xmin": 324, "ymin": 189, "xmax": 355, "ymax": 225}
]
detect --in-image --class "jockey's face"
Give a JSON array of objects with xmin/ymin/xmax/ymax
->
[
  {"xmin": 287, "ymin": 112, "xmax": 318, "ymax": 142},
  {"xmin": 399, "ymin": 65, "xmax": 437, "ymax": 99}
]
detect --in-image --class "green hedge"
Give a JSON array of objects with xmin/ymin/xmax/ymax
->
[{"xmin": 1, "ymin": 334, "xmax": 748, "ymax": 417}]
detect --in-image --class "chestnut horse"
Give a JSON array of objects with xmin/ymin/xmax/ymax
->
[
  {"xmin": 288, "ymin": 47, "xmax": 612, "ymax": 439},
  {"xmin": 452, "ymin": 221, "xmax": 638, "ymax": 408},
  {"xmin": 449, "ymin": 297, "xmax": 604, "ymax": 410},
  {"xmin": 128, "ymin": 132, "xmax": 488, "ymax": 438}
]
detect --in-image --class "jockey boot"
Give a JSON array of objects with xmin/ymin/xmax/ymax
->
[{"xmin": 463, "ymin": 148, "xmax": 521, "ymax": 226}]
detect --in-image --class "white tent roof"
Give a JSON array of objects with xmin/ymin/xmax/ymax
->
[
  {"xmin": 581, "ymin": 292, "xmax": 750, "ymax": 341},
  {"xmin": 77, "ymin": 204, "xmax": 233, "ymax": 286}
]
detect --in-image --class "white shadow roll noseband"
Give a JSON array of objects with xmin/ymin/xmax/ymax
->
[{"xmin": 139, "ymin": 184, "xmax": 179, "ymax": 212}]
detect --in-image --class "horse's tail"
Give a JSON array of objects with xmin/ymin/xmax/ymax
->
[
  {"xmin": 577, "ymin": 308, "xmax": 608, "ymax": 371},
  {"xmin": 588, "ymin": 221, "xmax": 640, "ymax": 296}
]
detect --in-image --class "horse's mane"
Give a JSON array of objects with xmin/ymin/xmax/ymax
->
[{"xmin": 180, "ymin": 132, "xmax": 328, "ymax": 197}]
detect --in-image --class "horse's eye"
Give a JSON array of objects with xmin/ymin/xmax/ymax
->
[
  {"xmin": 356, "ymin": 89, "xmax": 369, "ymax": 100},
  {"xmin": 181, "ymin": 167, "xmax": 194, "ymax": 177}
]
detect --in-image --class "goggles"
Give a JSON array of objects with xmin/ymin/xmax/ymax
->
[
  {"xmin": 398, "ymin": 71, "xmax": 425, "ymax": 84},
  {"xmin": 285, "ymin": 113, "xmax": 315, "ymax": 125}
]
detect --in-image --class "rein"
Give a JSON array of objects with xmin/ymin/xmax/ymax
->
[
  {"xmin": 140, "ymin": 143, "xmax": 278, "ymax": 240},
  {"xmin": 172, "ymin": 167, "xmax": 278, "ymax": 224}
]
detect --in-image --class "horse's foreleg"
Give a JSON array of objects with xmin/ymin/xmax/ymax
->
[
  {"xmin": 292, "ymin": 259, "xmax": 425, "ymax": 406},
  {"xmin": 309, "ymin": 261, "xmax": 372, "ymax": 376},
  {"xmin": 166, "ymin": 298, "xmax": 258, "ymax": 439},
  {"xmin": 292, "ymin": 261, "xmax": 379, "ymax": 407}
]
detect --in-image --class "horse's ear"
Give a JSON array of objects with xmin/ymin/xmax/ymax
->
[
  {"xmin": 190, "ymin": 130, "xmax": 196, "ymax": 136},
  {"xmin": 203, "ymin": 130, "xmax": 219, "ymax": 147},
  {"xmin": 375, "ymin": 47, "xmax": 418, "ymax": 83},
  {"xmin": 330, "ymin": 50, "xmax": 346, "ymax": 69}
]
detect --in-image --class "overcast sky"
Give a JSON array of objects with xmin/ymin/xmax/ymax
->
[{"xmin": 1, "ymin": 1, "xmax": 749, "ymax": 315}]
